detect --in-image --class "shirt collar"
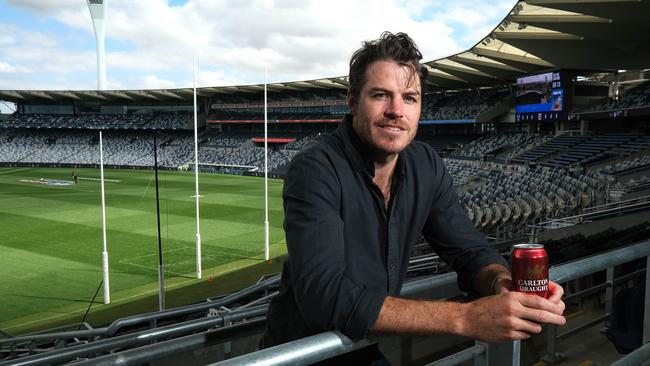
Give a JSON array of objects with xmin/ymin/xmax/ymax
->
[{"xmin": 334, "ymin": 114, "xmax": 406, "ymax": 179}]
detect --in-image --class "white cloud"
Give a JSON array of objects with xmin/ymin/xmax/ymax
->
[
  {"xmin": 0, "ymin": 0, "xmax": 514, "ymax": 90},
  {"xmin": 195, "ymin": 70, "xmax": 245, "ymax": 88},
  {"xmin": 2, "ymin": 45, "xmax": 96, "ymax": 74},
  {"xmin": 0, "ymin": 35, "xmax": 15, "ymax": 46},
  {"xmin": 0, "ymin": 62, "xmax": 32, "ymax": 73},
  {"xmin": 5, "ymin": 0, "xmax": 81, "ymax": 13},
  {"xmin": 429, "ymin": 0, "xmax": 515, "ymax": 45},
  {"xmin": 137, "ymin": 75, "xmax": 175, "ymax": 89}
]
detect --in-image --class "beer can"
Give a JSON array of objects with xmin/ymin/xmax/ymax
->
[{"xmin": 511, "ymin": 243, "xmax": 549, "ymax": 298}]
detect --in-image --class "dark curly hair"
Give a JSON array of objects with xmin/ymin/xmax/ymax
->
[{"xmin": 348, "ymin": 31, "xmax": 428, "ymax": 103}]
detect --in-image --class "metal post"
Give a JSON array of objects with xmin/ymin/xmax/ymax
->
[
  {"xmin": 400, "ymin": 337, "xmax": 412, "ymax": 365},
  {"xmin": 192, "ymin": 57, "xmax": 202, "ymax": 280},
  {"xmin": 512, "ymin": 340, "xmax": 520, "ymax": 366},
  {"xmin": 542, "ymin": 324, "xmax": 564, "ymax": 364},
  {"xmin": 263, "ymin": 67, "xmax": 270, "ymax": 261},
  {"xmin": 605, "ymin": 267, "xmax": 615, "ymax": 326},
  {"xmin": 153, "ymin": 134, "xmax": 165, "ymax": 311},
  {"xmin": 99, "ymin": 131, "xmax": 110, "ymax": 304},
  {"xmin": 545, "ymin": 325, "xmax": 556, "ymax": 363},
  {"xmin": 479, "ymin": 341, "xmax": 514, "ymax": 365},
  {"xmin": 474, "ymin": 341, "xmax": 487, "ymax": 366},
  {"xmin": 643, "ymin": 255, "xmax": 650, "ymax": 344}
]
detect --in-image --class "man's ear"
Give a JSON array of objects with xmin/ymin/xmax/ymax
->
[{"xmin": 348, "ymin": 93, "xmax": 356, "ymax": 115}]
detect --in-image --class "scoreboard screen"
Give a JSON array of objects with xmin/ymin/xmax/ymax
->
[{"xmin": 515, "ymin": 71, "xmax": 566, "ymax": 122}]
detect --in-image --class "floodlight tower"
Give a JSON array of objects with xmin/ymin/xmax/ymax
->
[{"xmin": 87, "ymin": 0, "xmax": 108, "ymax": 90}]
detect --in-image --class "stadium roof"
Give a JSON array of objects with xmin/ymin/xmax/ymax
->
[{"xmin": 1, "ymin": 0, "xmax": 649, "ymax": 104}]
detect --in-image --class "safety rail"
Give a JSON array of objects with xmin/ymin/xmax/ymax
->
[
  {"xmin": 0, "ymin": 305, "xmax": 269, "ymax": 366},
  {"xmin": 211, "ymin": 240, "xmax": 650, "ymax": 366},
  {"xmin": 610, "ymin": 342, "xmax": 650, "ymax": 366},
  {"xmin": 532, "ymin": 199, "xmax": 650, "ymax": 230},
  {"xmin": 0, "ymin": 275, "xmax": 280, "ymax": 352},
  {"xmin": 583, "ymin": 194, "xmax": 650, "ymax": 214},
  {"xmin": 2, "ymin": 241, "xmax": 648, "ymax": 365}
]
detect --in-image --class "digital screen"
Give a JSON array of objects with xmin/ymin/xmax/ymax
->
[{"xmin": 515, "ymin": 71, "xmax": 565, "ymax": 122}]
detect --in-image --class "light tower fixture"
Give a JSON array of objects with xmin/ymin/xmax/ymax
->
[{"xmin": 87, "ymin": 0, "xmax": 108, "ymax": 90}]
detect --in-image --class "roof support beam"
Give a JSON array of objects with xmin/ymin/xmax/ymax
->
[
  {"xmin": 509, "ymin": 14, "xmax": 611, "ymax": 23},
  {"xmin": 494, "ymin": 31, "xmax": 583, "ymax": 40},
  {"xmin": 472, "ymin": 46, "xmax": 555, "ymax": 68},
  {"xmin": 148, "ymin": 90, "xmax": 185, "ymax": 101}
]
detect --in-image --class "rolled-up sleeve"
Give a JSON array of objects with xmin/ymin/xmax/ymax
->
[
  {"xmin": 421, "ymin": 155, "xmax": 508, "ymax": 292},
  {"xmin": 283, "ymin": 153, "xmax": 387, "ymax": 340}
]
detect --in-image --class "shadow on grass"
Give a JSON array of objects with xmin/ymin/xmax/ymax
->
[
  {"xmin": 7, "ymin": 294, "xmax": 95, "ymax": 304},
  {"xmin": 8, "ymin": 254, "xmax": 287, "ymax": 335}
]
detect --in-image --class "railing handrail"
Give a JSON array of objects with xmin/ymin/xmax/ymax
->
[
  {"xmin": 0, "ymin": 276, "xmax": 281, "ymax": 346},
  {"xmin": 610, "ymin": 341, "xmax": 650, "ymax": 366},
  {"xmin": 583, "ymin": 194, "xmax": 650, "ymax": 213},
  {"xmin": 207, "ymin": 239, "xmax": 650, "ymax": 366},
  {"xmin": 103, "ymin": 274, "xmax": 279, "ymax": 336},
  {"xmin": 550, "ymin": 240, "xmax": 650, "ymax": 284},
  {"xmin": 534, "ymin": 200, "xmax": 650, "ymax": 228},
  {"xmin": 0, "ymin": 305, "xmax": 269, "ymax": 366},
  {"xmin": 5, "ymin": 240, "xmax": 649, "ymax": 366},
  {"xmin": 210, "ymin": 331, "xmax": 372, "ymax": 366}
]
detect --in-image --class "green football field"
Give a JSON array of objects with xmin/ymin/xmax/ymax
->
[{"xmin": 0, "ymin": 167, "xmax": 286, "ymax": 335}]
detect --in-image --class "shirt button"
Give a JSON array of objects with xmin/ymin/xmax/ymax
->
[{"xmin": 389, "ymin": 263, "xmax": 396, "ymax": 270}]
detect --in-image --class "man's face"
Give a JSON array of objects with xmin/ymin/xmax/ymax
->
[{"xmin": 349, "ymin": 59, "xmax": 421, "ymax": 161}]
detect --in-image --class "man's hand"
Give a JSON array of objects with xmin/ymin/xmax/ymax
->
[
  {"xmin": 459, "ymin": 285, "xmax": 566, "ymax": 343},
  {"xmin": 371, "ymin": 281, "xmax": 566, "ymax": 343},
  {"xmin": 546, "ymin": 281, "xmax": 565, "ymax": 306}
]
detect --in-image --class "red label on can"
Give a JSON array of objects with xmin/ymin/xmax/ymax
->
[{"xmin": 511, "ymin": 243, "xmax": 549, "ymax": 298}]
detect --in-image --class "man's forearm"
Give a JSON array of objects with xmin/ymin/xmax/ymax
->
[
  {"xmin": 371, "ymin": 286, "xmax": 566, "ymax": 343},
  {"xmin": 370, "ymin": 264, "xmax": 512, "ymax": 336},
  {"xmin": 370, "ymin": 296, "xmax": 464, "ymax": 336}
]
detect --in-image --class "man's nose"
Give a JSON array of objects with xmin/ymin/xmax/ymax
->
[{"xmin": 384, "ymin": 97, "xmax": 404, "ymax": 120}]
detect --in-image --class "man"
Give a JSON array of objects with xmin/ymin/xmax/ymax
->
[{"xmin": 263, "ymin": 32, "xmax": 565, "ymax": 348}]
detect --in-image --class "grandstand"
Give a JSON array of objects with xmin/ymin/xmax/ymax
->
[{"xmin": 1, "ymin": 0, "xmax": 650, "ymax": 365}]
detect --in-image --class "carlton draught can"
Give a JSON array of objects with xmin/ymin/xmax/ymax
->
[{"xmin": 511, "ymin": 244, "xmax": 549, "ymax": 298}]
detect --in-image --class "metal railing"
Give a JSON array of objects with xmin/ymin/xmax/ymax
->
[
  {"xmin": 3, "ymin": 241, "xmax": 648, "ymax": 366},
  {"xmin": 213, "ymin": 240, "xmax": 650, "ymax": 366},
  {"xmin": 610, "ymin": 342, "xmax": 650, "ymax": 366},
  {"xmin": 582, "ymin": 194, "xmax": 650, "ymax": 214},
  {"xmin": 532, "ymin": 198, "xmax": 650, "ymax": 230},
  {"xmin": 0, "ymin": 275, "xmax": 280, "ymax": 353}
]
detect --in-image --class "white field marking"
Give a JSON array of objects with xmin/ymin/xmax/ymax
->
[
  {"xmin": 4, "ymin": 274, "xmax": 201, "ymax": 330},
  {"xmin": 119, "ymin": 246, "xmax": 263, "ymax": 277},
  {"xmin": 189, "ymin": 195, "xmax": 204, "ymax": 198},
  {"xmin": 19, "ymin": 179, "xmax": 74, "ymax": 186},
  {"xmin": 79, "ymin": 177, "xmax": 121, "ymax": 183},
  {"xmin": 118, "ymin": 246, "xmax": 189, "ymax": 262},
  {"xmin": 6, "ymin": 240, "xmax": 287, "ymax": 331},
  {"xmin": 119, "ymin": 245, "xmax": 257, "ymax": 263},
  {"xmin": 139, "ymin": 175, "xmax": 155, "ymax": 202},
  {"xmin": 116, "ymin": 260, "xmax": 188, "ymax": 277}
]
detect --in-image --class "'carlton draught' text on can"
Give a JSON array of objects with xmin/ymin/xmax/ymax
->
[{"xmin": 511, "ymin": 244, "xmax": 549, "ymax": 298}]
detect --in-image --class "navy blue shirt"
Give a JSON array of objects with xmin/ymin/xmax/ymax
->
[{"xmin": 263, "ymin": 115, "xmax": 507, "ymax": 346}]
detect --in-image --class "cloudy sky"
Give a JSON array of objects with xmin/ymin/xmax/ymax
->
[{"xmin": 0, "ymin": 0, "xmax": 515, "ymax": 111}]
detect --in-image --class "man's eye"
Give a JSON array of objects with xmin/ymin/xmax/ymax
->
[{"xmin": 373, "ymin": 93, "xmax": 388, "ymax": 99}]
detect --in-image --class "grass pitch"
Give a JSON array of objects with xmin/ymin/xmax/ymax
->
[{"xmin": 0, "ymin": 167, "xmax": 286, "ymax": 335}]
